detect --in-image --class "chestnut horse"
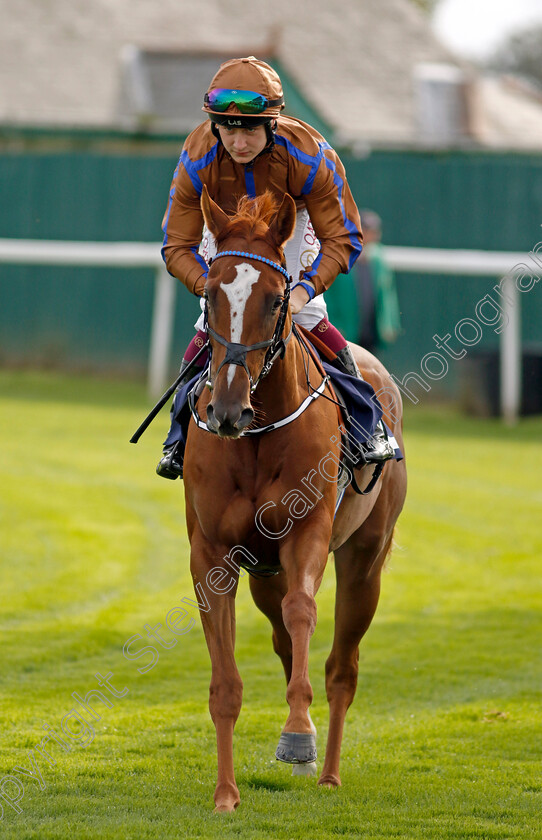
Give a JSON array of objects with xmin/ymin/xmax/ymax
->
[{"xmin": 183, "ymin": 186, "xmax": 407, "ymax": 812}]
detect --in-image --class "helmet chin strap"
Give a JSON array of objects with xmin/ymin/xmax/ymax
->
[{"xmin": 264, "ymin": 118, "xmax": 278, "ymax": 149}]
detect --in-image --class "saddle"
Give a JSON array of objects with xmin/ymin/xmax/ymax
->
[{"xmin": 294, "ymin": 326, "xmax": 404, "ymax": 496}]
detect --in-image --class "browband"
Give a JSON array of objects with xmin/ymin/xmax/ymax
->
[{"xmin": 209, "ymin": 250, "xmax": 291, "ymax": 284}]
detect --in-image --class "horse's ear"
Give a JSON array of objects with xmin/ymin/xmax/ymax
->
[
  {"xmin": 201, "ymin": 185, "xmax": 230, "ymax": 237},
  {"xmin": 269, "ymin": 193, "xmax": 296, "ymax": 248}
]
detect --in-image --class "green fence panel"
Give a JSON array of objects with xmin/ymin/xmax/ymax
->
[{"xmin": 1, "ymin": 135, "xmax": 541, "ymax": 395}]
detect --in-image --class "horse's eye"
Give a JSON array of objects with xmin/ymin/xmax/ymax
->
[{"xmin": 273, "ymin": 296, "xmax": 283, "ymax": 311}]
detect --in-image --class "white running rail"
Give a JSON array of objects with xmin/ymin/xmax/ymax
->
[{"xmin": 0, "ymin": 238, "xmax": 531, "ymax": 422}]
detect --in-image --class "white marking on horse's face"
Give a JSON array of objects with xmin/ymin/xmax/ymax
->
[{"xmin": 220, "ymin": 263, "xmax": 260, "ymax": 387}]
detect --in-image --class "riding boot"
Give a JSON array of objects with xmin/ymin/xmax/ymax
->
[
  {"xmin": 155, "ymin": 358, "xmax": 194, "ymax": 480},
  {"xmin": 335, "ymin": 345, "xmax": 362, "ymax": 379},
  {"xmin": 176, "ymin": 358, "xmax": 195, "ymax": 389},
  {"xmin": 156, "ymin": 439, "xmax": 184, "ymax": 480},
  {"xmin": 335, "ymin": 345, "xmax": 394, "ymax": 464},
  {"xmin": 363, "ymin": 422, "xmax": 395, "ymax": 464}
]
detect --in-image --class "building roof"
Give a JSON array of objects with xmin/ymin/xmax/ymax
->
[{"xmin": 2, "ymin": 0, "xmax": 542, "ymax": 150}]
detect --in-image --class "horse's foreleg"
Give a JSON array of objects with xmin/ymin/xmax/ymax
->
[
  {"xmin": 281, "ymin": 586, "xmax": 317, "ymax": 733},
  {"xmin": 249, "ymin": 571, "xmax": 292, "ymax": 683},
  {"xmin": 276, "ymin": 522, "xmax": 330, "ymax": 763},
  {"xmin": 190, "ymin": 530, "xmax": 242, "ymax": 813},
  {"xmin": 250, "ymin": 570, "xmax": 318, "ymax": 774},
  {"xmin": 318, "ymin": 527, "xmax": 391, "ymax": 788}
]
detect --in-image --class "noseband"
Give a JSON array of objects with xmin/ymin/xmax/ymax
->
[{"xmin": 205, "ymin": 250, "xmax": 293, "ymax": 393}]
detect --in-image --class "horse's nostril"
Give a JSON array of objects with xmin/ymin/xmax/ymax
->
[
  {"xmin": 206, "ymin": 404, "xmax": 219, "ymax": 431},
  {"xmin": 237, "ymin": 408, "xmax": 254, "ymax": 430},
  {"xmin": 206, "ymin": 401, "xmax": 252, "ymax": 438}
]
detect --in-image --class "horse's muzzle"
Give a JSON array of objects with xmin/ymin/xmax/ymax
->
[{"xmin": 206, "ymin": 402, "xmax": 254, "ymax": 438}]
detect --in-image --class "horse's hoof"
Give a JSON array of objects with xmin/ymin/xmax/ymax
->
[
  {"xmin": 213, "ymin": 803, "xmax": 238, "ymax": 814},
  {"xmin": 318, "ymin": 773, "xmax": 341, "ymax": 788},
  {"xmin": 276, "ymin": 732, "xmax": 317, "ymax": 764},
  {"xmin": 213, "ymin": 782, "xmax": 240, "ymax": 813},
  {"xmin": 292, "ymin": 760, "xmax": 318, "ymax": 776}
]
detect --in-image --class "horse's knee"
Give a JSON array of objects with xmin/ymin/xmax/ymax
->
[
  {"xmin": 281, "ymin": 590, "xmax": 317, "ymax": 636},
  {"xmin": 209, "ymin": 674, "xmax": 243, "ymax": 722},
  {"xmin": 324, "ymin": 654, "xmax": 358, "ymax": 705}
]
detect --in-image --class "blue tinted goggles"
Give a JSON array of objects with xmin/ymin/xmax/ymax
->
[{"xmin": 205, "ymin": 88, "xmax": 284, "ymax": 114}]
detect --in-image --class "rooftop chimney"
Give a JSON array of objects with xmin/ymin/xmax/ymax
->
[{"xmin": 414, "ymin": 63, "xmax": 473, "ymax": 146}]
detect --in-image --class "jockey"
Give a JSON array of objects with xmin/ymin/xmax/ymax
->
[{"xmin": 157, "ymin": 56, "xmax": 394, "ymax": 479}]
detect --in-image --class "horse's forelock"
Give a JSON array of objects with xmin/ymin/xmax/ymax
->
[
  {"xmin": 215, "ymin": 191, "xmax": 280, "ymax": 247},
  {"xmin": 236, "ymin": 192, "xmax": 278, "ymax": 225}
]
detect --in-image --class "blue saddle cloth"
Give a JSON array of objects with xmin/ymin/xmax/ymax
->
[
  {"xmin": 320, "ymin": 361, "xmax": 403, "ymax": 461},
  {"xmin": 163, "ymin": 364, "xmax": 403, "ymax": 462}
]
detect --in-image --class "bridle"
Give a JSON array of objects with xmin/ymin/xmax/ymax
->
[
  {"xmin": 188, "ymin": 247, "xmax": 330, "ymax": 438},
  {"xmin": 204, "ymin": 249, "xmax": 293, "ymax": 393},
  {"xmin": 130, "ymin": 247, "xmax": 330, "ymax": 445}
]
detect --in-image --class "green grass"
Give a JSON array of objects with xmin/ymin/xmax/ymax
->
[{"xmin": 1, "ymin": 370, "xmax": 541, "ymax": 839}]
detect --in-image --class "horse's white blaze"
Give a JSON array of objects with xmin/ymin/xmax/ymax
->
[{"xmin": 221, "ymin": 263, "xmax": 260, "ymax": 388}]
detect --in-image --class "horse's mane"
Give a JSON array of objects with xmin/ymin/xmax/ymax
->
[{"xmin": 215, "ymin": 191, "xmax": 280, "ymax": 247}]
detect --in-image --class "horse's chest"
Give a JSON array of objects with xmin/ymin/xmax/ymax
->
[
  {"xmin": 192, "ymin": 470, "xmax": 287, "ymax": 549},
  {"xmin": 203, "ymin": 494, "xmax": 258, "ymax": 546}
]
